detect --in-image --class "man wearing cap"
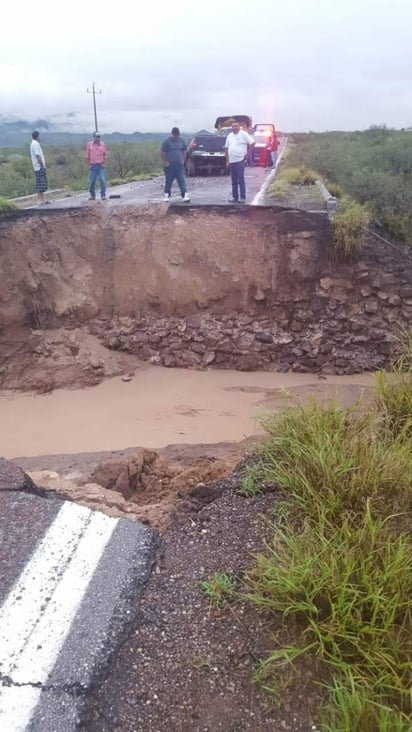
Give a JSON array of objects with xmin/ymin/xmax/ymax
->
[{"xmin": 86, "ymin": 132, "xmax": 107, "ymax": 201}]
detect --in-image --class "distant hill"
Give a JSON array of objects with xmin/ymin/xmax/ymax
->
[
  {"xmin": 0, "ymin": 117, "xmax": 216, "ymax": 147},
  {"xmin": 0, "ymin": 129, "xmax": 171, "ymax": 148}
]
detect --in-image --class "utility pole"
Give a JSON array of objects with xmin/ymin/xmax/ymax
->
[{"xmin": 86, "ymin": 82, "xmax": 102, "ymax": 132}]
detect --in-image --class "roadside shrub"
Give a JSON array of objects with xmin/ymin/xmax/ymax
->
[
  {"xmin": 0, "ymin": 196, "xmax": 17, "ymax": 214},
  {"xmin": 267, "ymin": 178, "xmax": 289, "ymax": 198},
  {"xmin": 55, "ymin": 154, "xmax": 67, "ymax": 166},
  {"xmin": 0, "ymin": 141, "xmax": 162, "ymax": 198},
  {"xmin": 325, "ymin": 181, "xmax": 344, "ymax": 198},
  {"xmin": 375, "ymin": 330, "xmax": 412, "ymax": 440},
  {"xmin": 286, "ymin": 130, "xmax": 412, "ymax": 243},
  {"xmin": 332, "ymin": 197, "xmax": 370, "ymax": 261},
  {"xmin": 0, "ymin": 165, "xmax": 33, "ymax": 197},
  {"xmin": 280, "ymin": 166, "xmax": 318, "ymax": 186}
]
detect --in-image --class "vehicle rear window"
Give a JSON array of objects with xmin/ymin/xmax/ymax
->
[{"xmin": 193, "ymin": 136, "xmax": 226, "ymax": 151}]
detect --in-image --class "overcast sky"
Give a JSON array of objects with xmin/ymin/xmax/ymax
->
[{"xmin": 1, "ymin": 0, "xmax": 411, "ymax": 133}]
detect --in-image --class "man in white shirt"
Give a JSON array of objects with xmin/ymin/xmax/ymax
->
[
  {"xmin": 224, "ymin": 121, "xmax": 254, "ymax": 203},
  {"xmin": 30, "ymin": 131, "xmax": 48, "ymax": 205}
]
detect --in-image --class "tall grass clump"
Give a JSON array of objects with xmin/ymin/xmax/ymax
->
[
  {"xmin": 376, "ymin": 329, "xmax": 412, "ymax": 439},
  {"xmin": 246, "ymin": 509, "xmax": 412, "ymax": 729},
  {"xmin": 0, "ymin": 196, "xmax": 17, "ymax": 214},
  {"xmin": 332, "ymin": 196, "xmax": 370, "ymax": 261},
  {"xmin": 242, "ymin": 390, "xmax": 412, "ymax": 730},
  {"xmin": 256, "ymin": 401, "xmax": 411, "ymax": 521},
  {"xmin": 279, "ymin": 165, "xmax": 318, "ymax": 186}
]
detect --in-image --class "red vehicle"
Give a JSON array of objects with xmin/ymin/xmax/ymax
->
[{"xmin": 252, "ymin": 123, "xmax": 278, "ymax": 167}]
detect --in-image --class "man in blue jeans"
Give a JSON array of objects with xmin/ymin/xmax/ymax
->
[
  {"xmin": 160, "ymin": 127, "xmax": 190, "ymax": 202},
  {"xmin": 224, "ymin": 121, "xmax": 254, "ymax": 203},
  {"xmin": 86, "ymin": 132, "xmax": 107, "ymax": 200}
]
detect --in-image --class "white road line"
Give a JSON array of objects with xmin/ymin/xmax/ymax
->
[
  {"xmin": 0, "ymin": 502, "xmax": 118, "ymax": 732},
  {"xmin": 251, "ymin": 138, "xmax": 288, "ymax": 206}
]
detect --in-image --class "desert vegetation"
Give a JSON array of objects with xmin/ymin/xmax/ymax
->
[
  {"xmin": 0, "ymin": 140, "xmax": 163, "ymax": 198},
  {"xmin": 287, "ymin": 127, "xmax": 412, "ymax": 243}
]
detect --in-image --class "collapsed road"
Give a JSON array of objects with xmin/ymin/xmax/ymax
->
[
  {"xmin": 1, "ymin": 143, "xmax": 411, "ymax": 729},
  {"xmin": 1, "ymin": 163, "xmax": 287, "ymax": 732}
]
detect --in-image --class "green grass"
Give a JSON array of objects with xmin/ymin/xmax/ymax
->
[
  {"xmin": 278, "ymin": 165, "xmax": 319, "ymax": 186},
  {"xmin": 268, "ymin": 178, "xmax": 289, "ymax": 198},
  {"xmin": 246, "ymin": 509, "xmax": 411, "ymax": 729},
  {"xmin": 375, "ymin": 330, "xmax": 412, "ymax": 439},
  {"xmin": 252, "ymin": 401, "xmax": 411, "ymax": 522},
  {"xmin": 286, "ymin": 128, "xmax": 412, "ymax": 243},
  {"xmin": 332, "ymin": 196, "xmax": 370, "ymax": 261},
  {"xmin": 0, "ymin": 140, "xmax": 162, "ymax": 198},
  {"xmin": 242, "ymin": 367, "xmax": 412, "ymax": 730},
  {"xmin": 324, "ymin": 181, "xmax": 344, "ymax": 199},
  {"xmin": 199, "ymin": 572, "xmax": 236, "ymax": 610},
  {"xmin": 0, "ymin": 196, "xmax": 17, "ymax": 214},
  {"xmin": 239, "ymin": 462, "xmax": 265, "ymax": 497}
]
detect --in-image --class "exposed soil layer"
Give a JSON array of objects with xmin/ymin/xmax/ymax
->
[
  {"xmin": 0, "ymin": 326, "xmax": 145, "ymax": 392},
  {"xmin": 1, "ymin": 206, "xmax": 411, "ymax": 392},
  {"xmin": 83, "ymin": 469, "xmax": 323, "ymax": 732},
  {"xmin": 19, "ymin": 442, "xmax": 249, "ymax": 530}
]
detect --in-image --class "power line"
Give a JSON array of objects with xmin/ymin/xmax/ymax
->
[{"xmin": 86, "ymin": 82, "xmax": 102, "ymax": 133}]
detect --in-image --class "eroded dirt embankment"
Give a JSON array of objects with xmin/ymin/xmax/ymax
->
[{"xmin": 1, "ymin": 204, "xmax": 412, "ymax": 392}]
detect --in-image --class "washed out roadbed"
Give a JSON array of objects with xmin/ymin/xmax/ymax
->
[
  {"xmin": 265, "ymin": 182, "xmax": 327, "ymax": 211},
  {"xmin": 83, "ymin": 465, "xmax": 322, "ymax": 732}
]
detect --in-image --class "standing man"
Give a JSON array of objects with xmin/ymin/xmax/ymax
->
[
  {"xmin": 160, "ymin": 127, "xmax": 190, "ymax": 202},
  {"xmin": 225, "ymin": 122, "xmax": 254, "ymax": 203},
  {"xmin": 30, "ymin": 131, "xmax": 48, "ymax": 205},
  {"xmin": 86, "ymin": 132, "xmax": 107, "ymax": 201},
  {"xmin": 270, "ymin": 133, "xmax": 280, "ymax": 170}
]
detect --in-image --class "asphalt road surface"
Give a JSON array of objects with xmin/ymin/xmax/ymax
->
[
  {"xmin": 25, "ymin": 138, "xmax": 286, "ymax": 211},
  {"xmin": 32, "ymin": 166, "xmax": 271, "ymax": 211},
  {"xmin": 0, "ymin": 459, "xmax": 156, "ymax": 732}
]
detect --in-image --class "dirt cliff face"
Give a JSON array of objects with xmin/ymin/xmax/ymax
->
[
  {"xmin": 0, "ymin": 205, "xmax": 330, "ymax": 328},
  {"xmin": 1, "ymin": 204, "xmax": 411, "ymax": 390}
]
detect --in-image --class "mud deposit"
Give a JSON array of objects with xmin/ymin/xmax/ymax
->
[{"xmin": 7, "ymin": 368, "xmax": 373, "ymax": 529}]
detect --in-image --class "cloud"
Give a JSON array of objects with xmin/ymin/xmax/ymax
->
[{"xmin": 0, "ymin": 0, "xmax": 411, "ymax": 132}]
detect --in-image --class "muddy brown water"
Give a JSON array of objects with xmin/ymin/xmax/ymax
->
[{"xmin": 1, "ymin": 366, "xmax": 374, "ymax": 459}]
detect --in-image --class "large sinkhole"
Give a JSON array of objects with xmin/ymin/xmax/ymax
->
[{"xmin": 1, "ymin": 203, "xmax": 411, "ymax": 392}]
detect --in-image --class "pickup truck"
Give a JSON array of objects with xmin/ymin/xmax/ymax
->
[
  {"xmin": 214, "ymin": 115, "xmax": 253, "ymax": 135},
  {"xmin": 185, "ymin": 134, "xmax": 228, "ymax": 176}
]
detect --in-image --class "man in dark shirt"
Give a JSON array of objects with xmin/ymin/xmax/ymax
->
[{"xmin": 160, "ymin": 127, "xmax": 190, "ymax": 202}]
